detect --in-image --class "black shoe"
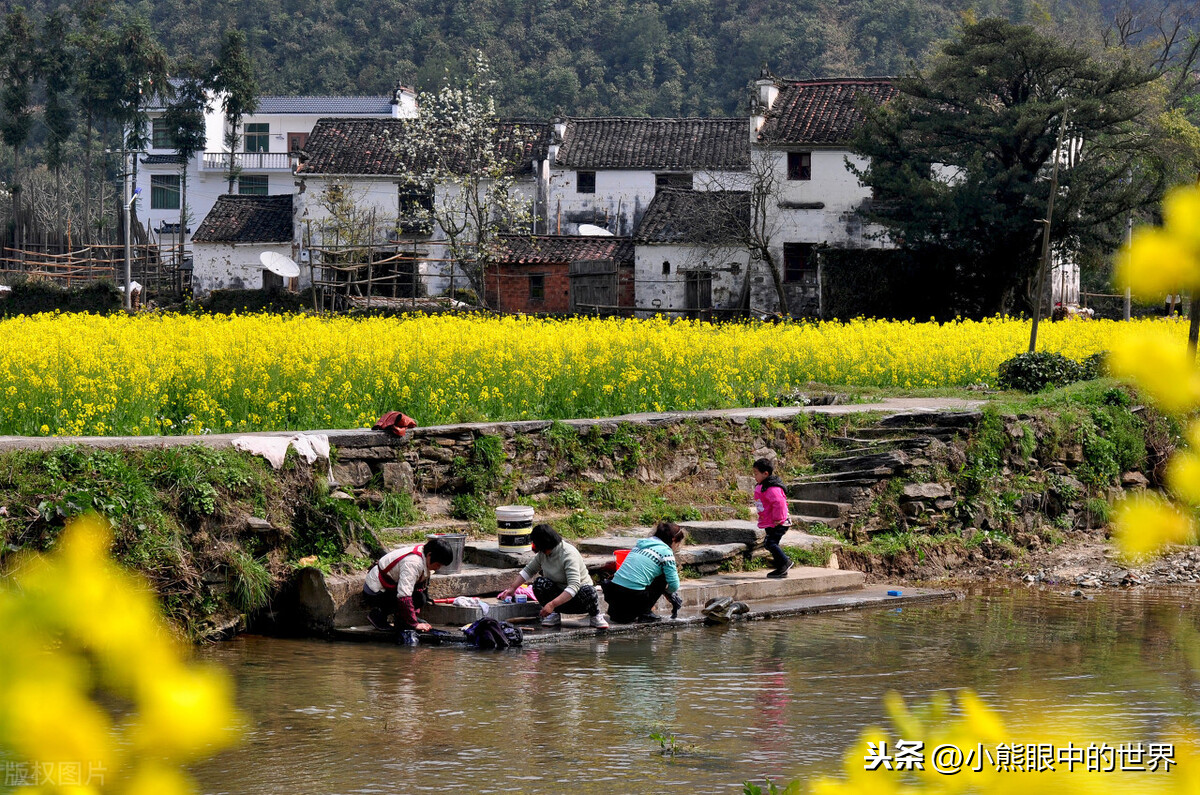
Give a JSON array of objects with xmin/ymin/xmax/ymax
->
[
  {"xmin": 367, "ymin": 608, "xmax": 393, "ymax": 631},
  {"xmin": 766, "ymin": 560, "xmax": 793, "ymax": 578},
  {"xmin": 636, "ymin": 611, "xmax": 663, "ymax": 623}
]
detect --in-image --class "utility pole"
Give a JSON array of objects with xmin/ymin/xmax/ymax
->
[
  {"xmin": 1028, "ymin": 111, "xmax": 1068, "ymax": 354},
  {"xmin": 123, "ymin": 157, "xmax": 141, "ymax": 311},
  {"xmin": 123, "ymin": 153, "xmax": 131, "ymax": 310},
  {"xmin": 1124, "ymin": 212, "xmax": 1132, "ymax": 321}
]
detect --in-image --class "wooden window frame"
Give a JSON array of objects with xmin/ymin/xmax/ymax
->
[
  {"xmin": 787, "ymin": 151, "xmax": 812, "ymax": 181},
  {"xmin": 244, "ymin": 122, "xmax": 270, "ymax": 153}
]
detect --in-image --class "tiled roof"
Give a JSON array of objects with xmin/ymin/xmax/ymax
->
[
  {"xmin": 255, "ymin": 96, "xmax": 394, "ymax": 115},
  {"xmin": 634, "ymin": 189, "xmax": 750, "ymax": 245},
  {"xmin": 758, "ymin": 78, "xmax": 896, "ymax": 145},
  {"xmin": 556, "ymin": 118, "xmax": 749, "ymax": 171},
  {"xmin": 141, "ymin": 154, "xmax": 185, "ymax": 165},
  {"xmin": 193, "ymin": 194, "xmax": 294, "ymax": 244},
  {"xmin": 297, "ymin": 118, "xmax": 550, "ymax": 176},
  {"xmin": 495, "ymin": 235, "xmax": 633, "ymax": 265}
]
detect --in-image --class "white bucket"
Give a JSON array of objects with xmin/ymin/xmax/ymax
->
[{"xmin": 496, "ymin": 505, "xmax": 534, "ymax": 552}]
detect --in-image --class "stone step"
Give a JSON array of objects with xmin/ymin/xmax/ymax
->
[
  {"xmin": 600, "ymin": 520, "xmax": 765, "ymax": 550},
  {"xmin": 674, "ymin": 567, "xmax": 864, "ymax": 607},
  {"xmin": 464, "ymin": 539, "xmax": 617, "ymax": 572},
  {"xmin": 778, "ymin": 528, "xmax": 841, "ymax": 548},
  {"xmin": 791, "ymin": 514, "xmax": 849, "ymax": 531},
  {"xmin": 429, "ymin": 565, "xmax": 518, "ymax": 600},
  {"xmin": 788, "ymin": 500, "xmax": 851, "ymax": 519},
  {"xmin": 575, "ymin": 537, "xmax": 649, "ymax": 555},
  {"xmin": 818, "ymin": 449, "xmax": 909, "ymax": 474},
  {"xmin": 794, "ymin": 467, "xmax": 893, "ymax": 483},
  {"xmin": 680, "ymin": 518, "xmax": 763, "ymax": 548},
  {"xmin": 787, "ymin": 480, "xmax": 877, "ymax": 504},
  {"xmin": 851, "ymin": 426, "xmax": 959, "ymax": 439},
  {"xmin": 879, "ymin": 410, "xmax": 982, "ymax": 429}
]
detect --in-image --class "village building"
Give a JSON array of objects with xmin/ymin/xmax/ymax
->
[
  {"xmin": 749, "ymin": 74, "xmax": 899, "ymax": 315},
  {"xmin": 293, "ymin": 117, "xmax": 551, "ymax": 297},
  {"xmin": 139, "ymin": 84, "xmax": 416, "ymax": 248},
  {"xmin": 632, "ymin": 189, "xmax": 751, "ymax": 318},
  {"xmin": 190, "ymin": 194, "xmax": 297, "ymax": 295},
  {"xmin": 486, "ymin": 235, "xmax": 634, "ymax": 315},
  {"xmin": 547, "ymin": 118, "xmax": 749, "ymax": 236}
]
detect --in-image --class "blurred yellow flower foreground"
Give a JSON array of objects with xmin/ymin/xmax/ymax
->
[
  {"xmin": 0, "ymin": 515, "xmax": 240, "ymax": 794},
  {"xmin": 807, "ymin": 690, "xmax": 1198, "ymax": 794},
  {"xmin": 1113, "ymin": 183, "xmax": 1200, "ymax": 559}
]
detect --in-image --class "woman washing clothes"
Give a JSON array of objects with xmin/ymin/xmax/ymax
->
[{"xmin": 601, "ymin": 521, "xmax": 686, "ymax": 623}]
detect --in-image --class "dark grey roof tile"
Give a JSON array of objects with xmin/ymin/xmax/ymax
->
[{"xmin": 193, "ymin": 194, "xmax": 294, "ymax": 244}]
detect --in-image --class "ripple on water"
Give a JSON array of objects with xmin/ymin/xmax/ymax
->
[{"xmin": 191, "ymin": 587, "xmax": 1200, "ymax": 794}]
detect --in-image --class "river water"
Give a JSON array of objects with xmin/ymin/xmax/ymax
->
[{"xmin": 193, "ymin": 587, "xmax": 1200, "ymax": 794}]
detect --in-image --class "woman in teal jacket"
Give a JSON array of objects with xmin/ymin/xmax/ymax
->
[{"xmin": 602, "ymin": 522, "xmax": 686, "ymax": 623}]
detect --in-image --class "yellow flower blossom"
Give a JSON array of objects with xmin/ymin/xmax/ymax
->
[
  {"xmin": 0, "ymin": 516, "xmax": 241, "ymax": 794},
  {"xmin": 1114, "ymin": 493, "xmax": 1195, "ymax": 559}
]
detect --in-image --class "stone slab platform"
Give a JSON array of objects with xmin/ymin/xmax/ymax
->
[
  {"xmin": 330, "ymin": 584, "xmax": 957, "ymax": 645},
  {"xmin": 423, "ymin": 598, "xmax": 541, "ymax": 625},
  {"xmin": 673, "ymin": 566, "xmax": 863, "ymax": 606}
]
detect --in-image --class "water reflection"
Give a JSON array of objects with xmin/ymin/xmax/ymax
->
[{"xmin": 192, "ymin": 587, "xmax": 1200, "ymax": 794}]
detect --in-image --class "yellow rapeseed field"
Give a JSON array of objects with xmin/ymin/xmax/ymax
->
[{"xmin": 0, "ymin": 313, "xmax": 1181, "ymax": 437}]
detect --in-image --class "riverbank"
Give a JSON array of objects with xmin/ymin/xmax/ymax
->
[{"xmin": 0, "ymin": 383, "xmax": 1173, "ymax": 639}]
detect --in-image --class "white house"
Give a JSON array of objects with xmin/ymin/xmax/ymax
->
[
  {"xmin": 547, "ymin": 117, "xmax": 749, "ymax": 237},
  {"xmin": 632, "ymin": 189, "xmax": 751, "ymax": 317},
  {"xmin": 749, "ymin": 74, "xmax": 900, "ymax": 315},
  {"xmin": 293, "ymin": 117, "xmax": 551, "ymax": 296},
  {"xmin": 190, "ymin": 194, "xmax": 297, "ymax": 295},
  {"xmin": 138, "ymin": 83, "xmax": 417, "ymax": 248}
]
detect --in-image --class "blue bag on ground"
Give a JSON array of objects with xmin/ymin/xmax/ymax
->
[{"xmin": 463, "ymin": 617, "xmax": 523, "ymax": 649}]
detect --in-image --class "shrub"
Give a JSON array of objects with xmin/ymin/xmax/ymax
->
[
  {"xmin": 1081, "ymin": 351, "xmax": 1108, "ymax": 380},
  {"xmin": 996, "ymin": 351, "xmax": 1085, "ymax": 392}
]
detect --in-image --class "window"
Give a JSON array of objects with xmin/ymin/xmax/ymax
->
[
  {"xmin": 287, "ymin": 132, "xmax": 308, "ymax": 153},
  {"xmin": 685, "ymin": 271, "xmax": 713, "ymax": 311},
  {"xmin": 151, "ymin": 118, "xmax": 173, "ymax": 149},
  {"xmin": 238, "ymin": 175, "xmax": 269, "ymax": 195},
  {"xmin": 662, "ymin": 261, "xmax": 671, "ymax": 275},
  {"xmin": 576, "ymin": 171, "xmax": 596, "ymax": 194},
  {"xmin": 150, "ymin": 175, "xmax": 180, "ymax": 210},
  {"xmin": 656, "ymin": 173, "xmax": 693, "ymax": 192},
  {"xmin": 244, "ymin": 122, "xmax": 270, "ymax": 153},
  {"xmin": 529, "ymin": 274, "xmax": 545, "ymax": 302},
  {"xmin": 787, "ymin": 152, "xmax": 812, "ymax": 181},
  {"xmin": 783, "ymin": 243, "xmax": 816, "ymax": 284},
  {"xmin": 397, "ymin": 183, "xmax": 434, "ymax": 235}
]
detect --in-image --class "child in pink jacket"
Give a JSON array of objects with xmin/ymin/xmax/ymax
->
[{"xmin": 753, "ymin": 457, "xmax": 793, "ymax": 578}]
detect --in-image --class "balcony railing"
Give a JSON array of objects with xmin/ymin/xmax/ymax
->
[{"xmin": 200, "ymin": 152, "xmax": 294, "ymax": 172}]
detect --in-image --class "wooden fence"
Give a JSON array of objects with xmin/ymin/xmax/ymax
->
[{"xmin": 0, "ymin": 243, "xmax": 184, "ymax": 298}]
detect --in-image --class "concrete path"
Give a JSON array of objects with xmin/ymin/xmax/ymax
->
[
  {"xmin": 331, "ymin": 584, "xmax": 956, "ymax": 646},
  {"xmin": 0, "ymin": 397, "xmax": 985, "ymax": 451}
]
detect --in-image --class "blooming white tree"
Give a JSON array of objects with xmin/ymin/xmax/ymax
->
[{"xmin": 391, "ymin": 54, "xmax": 541, "ymax": 304}]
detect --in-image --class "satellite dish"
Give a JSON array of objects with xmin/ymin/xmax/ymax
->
[
  {"xmin": 577, "ymin": 224, "xmax": 614, "ymax": 237},
  {"xmin": 260, "ymin": 251, "xmax": 301, "ymax": 278}
]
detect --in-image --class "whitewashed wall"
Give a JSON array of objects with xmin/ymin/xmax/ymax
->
[
  {"xmin": 547, "ymin": 168, "xmax": 747, "ymax": 237},
  {"xmin": 296, "ymin": 174, "xmax": 543, "ymax": 297},
  {"xmin": 192, "ymin": 242, "xmax": 297, "ymax": 295},
  {"xmin": 633, "ymin": 243, "xmax": 750, "ymax": 316}
]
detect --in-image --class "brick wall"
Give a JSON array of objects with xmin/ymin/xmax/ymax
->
[{"xmin": 484, "ymin": 263, "xmax": 572, "ymax": 313}]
